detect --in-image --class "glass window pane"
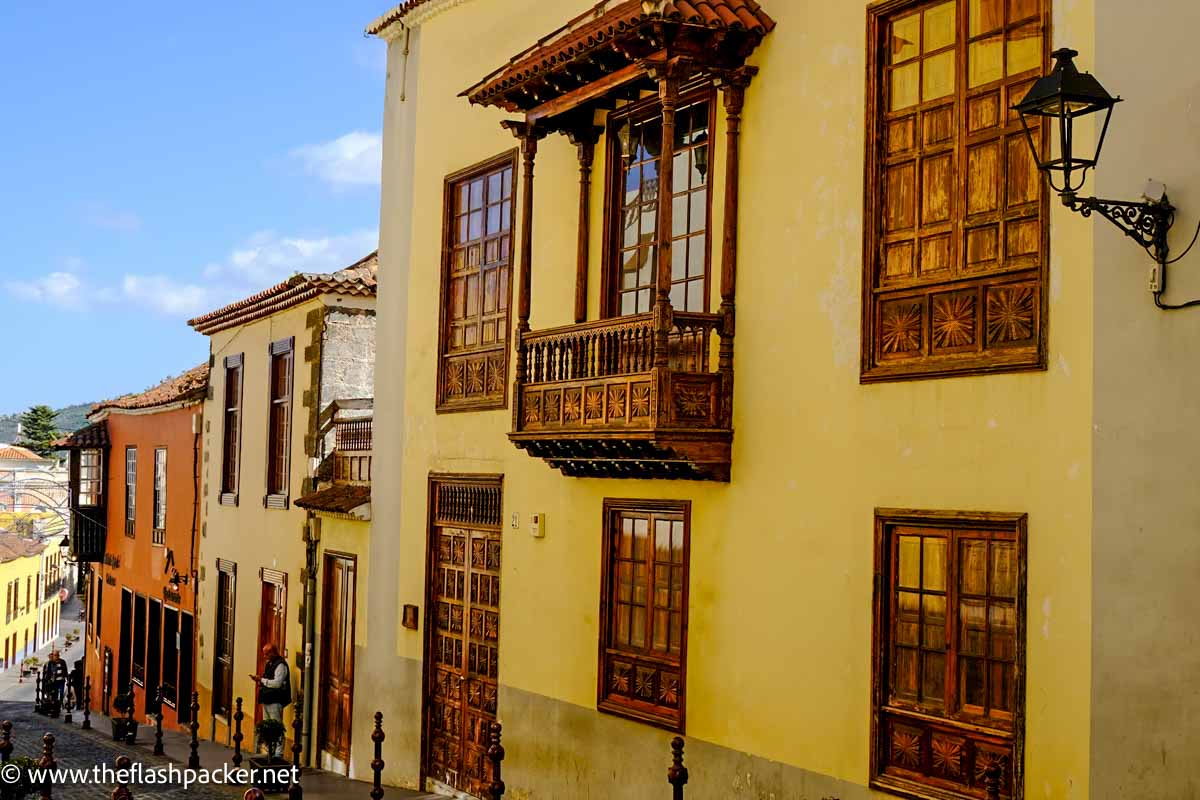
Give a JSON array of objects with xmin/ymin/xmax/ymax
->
[
  {"xmin": 989, "ymin": 602, "xmax": 1016, "ymax": 659},
  {"xmin": 891, "ymin": 13, "xmax": 920, "ymax": 63},
  {"xmin": 891, "ymin": 63, "xmax": 920, "ymax": 111},
  {"xmin": 960, "ymin": 656, "xmax": 986, "ymax": 707},
  {"xmin": 653, "ymin": 608, "xmax": 669, "ymax": 651},
  {"xmin": 1008, "ymin": 25, "xmax": 1042, "ymax": 75},
  {"xmin": 898, "ymin": 536, "xmax": 921, "ymax": 588},
  {"xmin": 618, "ymin": 562, "xmax": 632, "ymax": 603},
  {"xmin": 655, "ymin": 519, "xmax": 672, "ymax": 562},
  {"xmin": 670, "ymin": 282, "xmax": 685, "ymax": 311},
  {"xmin": 619, "ymin": 517, "xmax": 633, "ymax": 557},
  {"xmin": 633, "ymin": 564, "xmax": 647, "ymax": 605},
  {"xmin": 922, "ymin": 594, "xmax": 946, "ymax": 650},
  {"xmin": 991, "ymin": 660, "xmax": 1014, "ymax": 712},
  {"xmin": 922, "ymin": 651, "xmax": 945, "ymax": 706},
  {"xmin": 688, "ymin": 234, "xmax": 706, "ymax": 278},
  {"xmin": 487, "ymin": 173, "xmax": 501, "ymax": 202},
  {"xmin": 1009, "ymin": 0, "xmax": 1038, "ymax": 22},
  {"xmin": 959, "ymin": 598, "xmax": 987, "ymax": 656},
  {"xmin": 960, "ymin": 539, "xmax": 988, "ymax": 594},
  {"xmin": 922, "ymin": 50, "xmax": 956, "ymax": 101},
  {"xmin": 672, "ymin": 521, "xmax": 683, "ymax": 561},
  {"xmin": 969, "ymin": 0, "xmax": 1003, "ymax": 36},
  {"xmin": 970, "ymin": 36, "xmax": 1004, "ymax": 87},
  {"xmin": 470, "ymin": 179, "xmax": 484, "ymax": 210},
  {"xmin": 897, "ymin": 591, "xmax": 921, "ymax": 646},
  {"xmin": 689, "ymin": 190, "xmax": 707, "ymax": 234},
  {"xmin": 923, "ymin": 538, "xmax": 947, "ymax": 591},
  {"xmin": 894, "ymin": 647, "xmax": 918, "ymax": 700},
  {"xmin": 672, "ymin": 240, "xmax": 687, "ymax": 281},
  {"xmin": 923, "ymin": 3, "xmax": 956, "ymax": 52},
  {"xmin": 673, "ymin": 152, "xmax": 689, "ymax": 194},
  {"xmin": 991, "ymin": 541, "xmax": 1017, "ymax": 597},
  {"xmin": 633, "ymin": 518, "xmax": 648, "ymax": 559},
  {"xmin": 631, "ymin": 605, "xmax": 646, "ymax": 648},
  {"xmin": 673, "ymin": 194, "xmax": 688, "ymax": 237}
]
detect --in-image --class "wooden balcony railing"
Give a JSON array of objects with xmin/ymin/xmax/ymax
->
[
  {"xmin": 333, "ymin": 417, "xmax": 373, "ymax": 484},
  {"xmin": 335, "ymin": 418, "xmax": 373, "ymax": 452},
  {"xmin": 511, "ymin": 311, "xmax": 732, "ymax": 480}
]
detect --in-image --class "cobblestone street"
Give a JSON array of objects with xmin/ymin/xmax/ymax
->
[{"xmin": 0, "ymin": 701, "xmax": 240, "ymax": 799}]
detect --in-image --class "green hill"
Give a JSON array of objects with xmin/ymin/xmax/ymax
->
[{"xmin": 0, "ymin": 402, "xmax": 94, "ymax": 444}]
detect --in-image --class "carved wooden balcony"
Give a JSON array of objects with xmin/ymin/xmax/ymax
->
[{"xmin": 510, "ymin": 311, "xmax": 732, "ymax": 481}]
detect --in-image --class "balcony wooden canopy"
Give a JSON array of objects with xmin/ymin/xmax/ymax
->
[
  {"xmin": 462, "ymin": 0, "xmax": 774, "ymax": 124},
  {"xmin": 463, "ymin": 0, "xmax": 774, "ymax": 481}
]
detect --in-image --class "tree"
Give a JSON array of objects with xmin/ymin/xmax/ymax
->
[{"xmin": 17, "ymin": 405, "xmax": 60, "ymax": 457}]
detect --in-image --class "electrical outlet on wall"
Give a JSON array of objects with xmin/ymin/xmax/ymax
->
[
  {"xmin": 511, "ymin": 512, "xmax": 519, "ymax": 529},
  {"xmin": 529, "ymin": 513, "xmax": 545, "ymax": 538},
  {"xmin": 1149, "ymin": 263, "xmax": 1164, "ymax": 293}
]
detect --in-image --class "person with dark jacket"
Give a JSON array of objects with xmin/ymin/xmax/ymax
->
[
  {"xmin": 251, "ymin": 644, "xmax": 291, "ymax": 723},
  {"xmin": 46, "ymin": 650, "xmax": 69, "ymax": 705}
]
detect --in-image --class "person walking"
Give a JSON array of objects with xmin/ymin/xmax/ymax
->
[
  {"xmin": 250, "ymin": 644, "xmax": 291, "ymax": 756},
  {"xmin": 46, "ymin": 650, "xmax": 69, "ymax": 707}
]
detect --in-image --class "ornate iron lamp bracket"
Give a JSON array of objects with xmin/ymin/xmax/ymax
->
[{"xmin": 1063, "ymin": 192, "xmax": 1176, "ymax": 264}]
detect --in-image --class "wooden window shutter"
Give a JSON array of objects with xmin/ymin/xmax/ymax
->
[{"xmin": 863, "ymin": 0, "xmax": 1050, "ymax": 382}]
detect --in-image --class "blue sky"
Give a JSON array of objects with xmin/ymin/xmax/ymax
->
[{"xmin": 0, "ymin": 1, "xmax": 390, "ymax": 415}]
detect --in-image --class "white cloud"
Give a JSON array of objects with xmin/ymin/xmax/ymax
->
[
  {"xmin": 5, "ymin": 272, "xmax": 88, "ymax": 310},
  {"xmin": 84, "ymin": 204, "xmax": 142, "ymax": 232},
  {"xmin": 121, "ymin": 275, "xmax": 228, "ymax": 317},
  {"xmin": 290, "ymin": 131, "xmax": 382, "ymax": 188},
  {"xmin": 203, "ymin": 229, "xmax": 378, "ymax": 287}
]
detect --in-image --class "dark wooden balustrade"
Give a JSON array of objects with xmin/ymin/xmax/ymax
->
[
  {"xmin": 511, "ymin": 311, "xmax": 732, "ymax": 480},
  {"xmin": 335, "ymin": 418, "xmax": 373, "ymax": 452}
]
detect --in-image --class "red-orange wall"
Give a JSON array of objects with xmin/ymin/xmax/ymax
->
[{"xmin": 86, "ymin": 403, "xmax": 201, "ymax": 731}]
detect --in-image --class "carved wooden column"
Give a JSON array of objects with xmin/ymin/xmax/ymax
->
[
  {"xmin": 717, "ymin": 66, "xmax": 756, "ymax": 427},
  {"xmin": 503, "ymin": 121, "xmax": 541, "ymax": 428},
  {"xmin": 654, "ymin": 68, "xmax": 681, "ymax": 369},
  {"xmin": 568, "ymin": 127, "xmax": 602, "ymax": 324}
]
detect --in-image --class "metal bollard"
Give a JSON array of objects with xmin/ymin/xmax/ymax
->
[
  {"xmin": 667, "ymin": 737, "xmax": 689, "ymax": 800},
  {"xmin": 488, "ymin": 721, "xmax": 505, "ymax": 800},
  {"xmin": 370, "ymin": 712, "xmax": 385, "ymax": 800},
  {"xmin": 39, "ymin": 733, "xmax": 56, "ymax": 800},
  {"xmin": 232, "ymin": 697, "xmax": 245, "ymax": 769},
  {"xmin": 153, "ymin": 685, "xmax": 165, "ymax": 756},
  {"xmin": 187, "ymin": 692, "xmax": 201, "ymax": 769},
  {"xmin": 82, "ymin": 676, "xmax": 92, "ymax": 730},
  {"xmin": 0, "ymin": 720, "xmax": 12, "ymax": 763},
  {"xmin": 124, "ymin": 683, "xmax": 137, "ymax": 745},
  {"xmin": 111, "ymin": 755, "xmax": 134, "ymax": 800},
  {"xmin": 288, "ymin": 701, "xmax": 303, "ymax": 800}
]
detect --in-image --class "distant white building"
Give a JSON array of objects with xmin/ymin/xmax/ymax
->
[{"xmin": 0, "ymin": 444, "xmax": 69, "ymax": 523}]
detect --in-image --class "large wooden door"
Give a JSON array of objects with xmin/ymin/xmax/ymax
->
[
  {"xmin": 319, "ymin": 554, "xmax": 357, "ymax": 765},
  {"xmin": 212, "ymin": 561, "xmax": 237, "ymax": 719},
  {"xmin": 256, "ymin": 570, "xmax": 288, "ymax": 723},
  {"xmin": 424, "ymin": 477, "xmax": 503, "ymax": 799}
]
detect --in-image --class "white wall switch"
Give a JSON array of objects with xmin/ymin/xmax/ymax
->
[{"xmin": 529, "ymin": 513, "xmax": 545, "ymax": 538}]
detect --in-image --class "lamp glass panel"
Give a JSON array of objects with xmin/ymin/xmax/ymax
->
[
  {"xmin": 891, "ymin": 13, "xmax": 921, "ymax": 63},
  {"xmin": 923, "ymin": 3, "xmax": 956, "ymax": 52},
  {"xmin": 1007, "ymin": 25, "xmax": 1042, "ymax": 75},
  {"xmin": 969, "ymin": 36, "xmax": 1004, "ymax": 87}
]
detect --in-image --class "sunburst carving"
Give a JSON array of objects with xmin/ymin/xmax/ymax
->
[
  {"xmin": 563, "ymin": 389, "xmax": 582, "ymax": 422},
  {"xmin": 523, "ymin": 393, "xmax": 541, "ymax": 424},
  {"xmin": 659, "ymin": 672, "xmax": 679, "ymax": 706},
  {"xmin": 585, "ymin": 388, "xmax": 605, "ymax": 421},
  {"xmin": 445, "ymin": 361, "xmax": 466, "ymax": 396},
  {"xmin": 932, "ymin": 293, "xmax": 976, "ymax": 349},
  {"xmin": 675, "ymin": 386, "xmax": 709, "ymax": 419},
  {"xmin": 466, "ymin": 359, "xmax": 485, "ymax": 394},
  {"xmin": 607, "ymin": 386, "xmax": 627, "ymax": 419},
  {"xmin": 891, "ymin": 729, "xmax": 922, "ymax": 768},
  {"xmin": 987, "ymin": 286, "xmax": 1036, "ymax": 345},
  {"xmin": 881, "ymin": 301, "xmax": 923, "ymax": 354},
  {"xmin": 630, "ymin": 384, "xmax": 652, "ymax": 418},
  {"xmin": 544, "ymin": 390, "xmax": 561, "ymax": 422},
  {"xmin": 610, "ymin": 662, "xmax": 631, "ymax": 694},
  {"xmin": 485, "ymin": 356, "xmax": 504, "ymax": 394},
  {"xmin": 931, "ymin": 736, "xmax": 963, "ymax": 778}
]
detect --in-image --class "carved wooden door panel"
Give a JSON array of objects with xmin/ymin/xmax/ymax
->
[{"xmin": 425, "ymin": 478, "xmax": 502, "ymax": 799}]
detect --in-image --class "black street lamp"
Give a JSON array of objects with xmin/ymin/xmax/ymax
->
[{"xmin": 1014, "ymin": 48, "xmax": 1176, "ymax": 268}]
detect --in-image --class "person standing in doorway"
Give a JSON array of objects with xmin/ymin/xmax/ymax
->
[{"xmin": 251, "ymin": 643, "xmax": 291, "ymax": 723}]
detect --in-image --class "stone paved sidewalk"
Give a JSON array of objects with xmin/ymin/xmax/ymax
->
[{"xmin": 0, "ymin": 701, "xmax": 435, "ymax": 799}]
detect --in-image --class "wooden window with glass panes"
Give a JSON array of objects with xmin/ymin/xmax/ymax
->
[
  {"xmin": 266, "ymin": 338, "xmax": 293, "ymax": 508},
  {"xmin": 864, "ymin": 0, "xmax": 1049, "ymax": 382},
  {"xmin": 872, "ymin": 509, "xmax": 1026, "ymax": 800},
  {"xmin": 124, "ymin": 447, "xmax": 137, "ymax": 537},
  {"xmin": 79, "ymin": 449, "xmax": 102, "ymax": 507},
  {"xmin": 436, "ymin": 152, "xmax": 517, "ymax": 412},
  {"xmin": 153, "ymin": 448, "xmax": 167, "ymax": 545},
  {"xmin": 608, "ymin": 95, "xmax": 713, "ymax": 316},
  {"xmin": 598, "ymin": 499, "xmax": 690, "ymax": 732},
  {"xmin": 220, "ymin": 354, "xmax": 243, "ymax": 505}
]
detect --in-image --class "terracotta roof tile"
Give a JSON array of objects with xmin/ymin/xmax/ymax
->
[
  {"xmin": 55, "ymin": 421, "xmax": 108, "ymax": 449},
  {"xmin": 0, "ymin": 445, "xmax": 48, "ymax": 462},
  {"xmin": 92, "ymin": 364, "xmax": 210, "ymax": 414},
  {"xmin": 365, "ymin": 0, "xmax": 436, "ymax": 35},
  {"xmin": 294, "ymin": 484, "xmax": 372, "ymax": 515},
  {"xmin": 464, "ymin": 0, "xmax": 775, "ymax": 107},
  {"xmin": 188, "ymin": 251, "xmax": 377, "ymax": 336}
]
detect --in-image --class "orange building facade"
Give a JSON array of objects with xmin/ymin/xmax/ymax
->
[{"xmin": 60, "ymin": 366, "xmax": 207, "ymax": 732}]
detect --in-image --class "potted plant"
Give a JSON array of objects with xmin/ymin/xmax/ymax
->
[
  {"xmin": 110, "ymin": 693, "xmax": 133, "ymax": 742},
  {"xmin": 250, "ymin": 719, "xmax": 290, "ymax": 793},
  {"xmin": 0, "ymin": 756, "xmax": 41, "ymax": 799}
]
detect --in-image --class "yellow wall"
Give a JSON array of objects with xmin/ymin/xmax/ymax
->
[
  {"xmin": 195, "ymin": 300, "xmax": 318, "ymax": 738},
  {"xmin": 0, "ymin": 540, "xmax": 54, "ymax": 665},
  {"xmin": 373, "ymin": 0, "xmax": 1099, "ymax": 796}
]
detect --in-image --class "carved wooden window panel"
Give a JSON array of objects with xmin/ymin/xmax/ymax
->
[
  {"xmin": 153, "ymin": 447, "xmax": 167, "ymax": 544},
  {"xmin": 864, "ymin": 0, "xmax": 1049, "ymax": 382},
  {"xmin": 607, "ymin": 93, "xmax": 714, "ymax": 317},
  {"xmin": 437, "ymin": 152, "xmax": 517, "ymax": 413},
  {"xmin": 872, "ymin": 509, "xmax": 1026, "ymax": 800},
  {"xmin": 598, "ymin": 499, "xmax": 690, "ymax": 732}
]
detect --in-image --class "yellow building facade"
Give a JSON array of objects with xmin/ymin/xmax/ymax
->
[
  {"xmin": 361, "ymin": 1, "xmax": 1200, "ymax": 799},
  {"xmin": 0, "ymin": 534, "xmax": 56, "ymax": 669},
  {"xmin": 190, "ymin": 256, "xmax": 377, "ymax": 771}
]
